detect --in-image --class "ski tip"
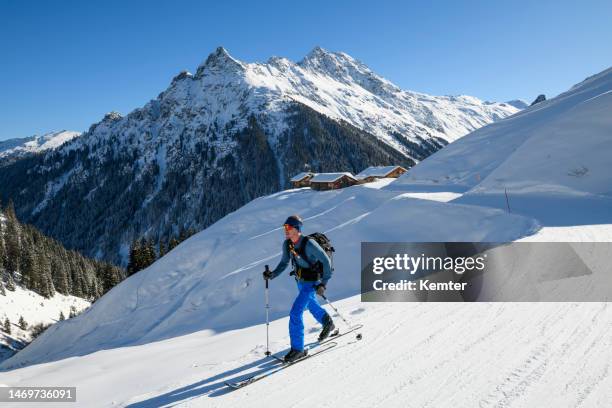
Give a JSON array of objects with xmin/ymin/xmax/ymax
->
[{"xmin": 225, "ymin": 378, "xmax": 254, "ymax": 389}]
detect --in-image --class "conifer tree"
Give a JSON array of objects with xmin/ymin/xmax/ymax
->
[
  {"xmin": 101, "ymin": 263, "xmax": 121, "ymax": 294},
  {"xmin": 88, "ymin": 278, "xmax": 101, "ymax": 300},
  {"xmin": 21, "ymin": 250, "xmax": 38, "ymax": 290},
  {"xmin": 3, "ymin": 318, "xmax": 10, "ymax": 334},
  {"xmin": 4, "ymin": 203, "xmax": 20, "ymax": 274},
  {"xmin": 0, "ymin": 234, "xmax": 6, "ymax": 273},
  {"xmin": 168, "ymin": 236, "xmax": 180, "ymax": 251},
  {"xmin": 18, "ymin": 315, "xmax": 27, "ymax": 330},
  {"xmin": 6, "ymin": 275, "xmax": 15, "ymax": 291},
  {"xmin": 159, "ymin": 240, "xmax": 166, "ymax": 258},
  {"xmin": 179, "ymin": 228, "xmax": 188, "ymax": 243},
  {"xmin": 52, "ymin": 257, "xmax": 70, "ymax": 295},
  {"xmin": 144, "ymin": 239, "xmax": 156, "ymax": 268},
  {"xmin": 126, "ymin": 239, "xmax": 141, "ymax": 276},
  {"xmin": 59, "ymin": 311, "xmax": 65, "ymax": 321}
]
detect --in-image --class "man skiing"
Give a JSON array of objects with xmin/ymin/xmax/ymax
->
[{"xmin": 263, "ymin": 215, "xmax": 335, "ymax": 362}]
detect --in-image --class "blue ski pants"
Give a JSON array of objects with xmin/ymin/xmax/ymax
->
[{"xmin": 289, "ymin": 281, "xmax": 327, "ymax": 351}]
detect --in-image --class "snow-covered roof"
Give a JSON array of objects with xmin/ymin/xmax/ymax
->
[
  {"xmin": 290, "ymin": 172, "xmax": 315, "ymax": 182},
  {"xmin": 310, "ymin": 172, "xmax": 356, "ymax": 183},
  {"xmin": 356, "ymin": 166, "xmax": 405, "ymax": 178}
]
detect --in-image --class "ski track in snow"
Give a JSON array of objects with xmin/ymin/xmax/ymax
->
[
  {"xmin": 1, "ymin": 287, "xmax": 612, "ymax": 407},
  {"xmin": 186, "ymin": 302, "xmax": 612, "ymax": 408}
]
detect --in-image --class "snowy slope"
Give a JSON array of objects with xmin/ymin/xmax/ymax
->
[
  {"xmin": 0, "ymin": 285, "xmax": 90, "ymax": 362},
  {"xmin": 390, "ymin": 66, "xmax": 612, "ymax": 226},
  {"xmin": 392, "ymin": 67, "xmax": 612, "ymax": 196},
  {"xmin": 0, "ymin": 131, "xmax": 80, "ymax": 160},
  {"xmin": 0, "ymin": 285, "xmax": 89, "ymax": 334},
  {"xmin": 0, "ymin": 183, "xmax": 539, "ymax": 370},
  {"xmin": 0, "ymin": 208, "xmax": 90, "ymax": 362},
  {"xmin": 1, "ymin": 226, "xmax": 611, "ymax": 407}
]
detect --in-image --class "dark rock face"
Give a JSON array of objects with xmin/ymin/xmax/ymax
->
[
  {"xmin": 0, "ymin": 102, "xmax": 412, "ymax": 266},
  {"xmin": 530, "ymin": 94, "xmax": 546, "ymax": 106}
]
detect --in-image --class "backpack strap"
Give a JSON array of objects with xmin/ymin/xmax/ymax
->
[{"xmin": 295, "ymin": 235, "xmax": 313, "ymax": 267}]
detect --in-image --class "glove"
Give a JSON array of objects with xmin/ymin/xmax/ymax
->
[
  {"xmin": 315, "ymin": 283, "xmax": 326, "ymax": 296},
  {"xmin": 263, "ymin": 270, "xmax": 273, "ymax": 280}
]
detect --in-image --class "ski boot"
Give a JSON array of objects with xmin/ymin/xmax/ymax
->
[
  {"xmin": 284, "ymin": 348, "xmax": 308, "ymax": 362},
  {"xmin": 318, "ymin": 314, "xmax": 336, "ymax": 341}
]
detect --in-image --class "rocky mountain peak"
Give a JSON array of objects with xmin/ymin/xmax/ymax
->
[
  {"xmin": 195, "ymin": 46, "xmax": 245, "ymax": 77},
  {"xmin": 103, "ymin": 111, "xmax": 123, "ymax": 122},
  {"xmin": 171, "ymin": 70, "xmax": 193, "ymax": 83},
  {"xmin": 299, "ymin": 46, "xmax": 348, "ymax": 72}
]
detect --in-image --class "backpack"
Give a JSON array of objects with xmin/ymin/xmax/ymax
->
[{"xmin": 287, "ymin": 232, "xmax": 335, "ymax": 281}]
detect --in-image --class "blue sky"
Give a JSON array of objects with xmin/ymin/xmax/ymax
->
[{"xmin": 1, "ymin": 0, "xmax": 610, "ymax": 140}]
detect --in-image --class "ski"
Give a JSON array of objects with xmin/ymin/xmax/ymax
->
[
  {"xmin": 268, "ymin": 322, "xmax": 363, "ymax": 365},
  {"xmin": 309, "ymin": 323, "xmax": 363, "ymax": 348},
  {"xmin": 225, "ymin": 342, "xmax": 337, "ymax": 389}
]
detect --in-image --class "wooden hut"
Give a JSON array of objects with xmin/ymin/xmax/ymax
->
[
  {"xmin": 355, "ymin": 165, "xmax": 407, "ymax": 183},
  {"xmin": 309, "ymin": 172, "xmax": 358, "ymax": 191},
  {"xmin": 290, "ymin": 172, "xmax": 315, "ymax": 188}
]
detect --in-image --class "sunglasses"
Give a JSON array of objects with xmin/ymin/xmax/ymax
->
[{"xmin": 283, "ymin": 224, "xmax": 294, "ymax": 232}]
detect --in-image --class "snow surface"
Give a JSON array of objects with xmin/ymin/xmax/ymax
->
[
  {"xmin": 390, "ymin": 67, "xmax": 612, "ymax": 226},
  {"xmin": 0, "ymin": 131, "xmax": 80, "ymax": 160},
  {"xmin": 1, "ymin": 264, "xmax": 612, "ymax": 407},
  {"xmin": 0, "ymin": 286, "xmax": 89, "ymax": 333},
  {"xmin": 504, "ymin": 99, "xmax": 529, "ymax": 110},
  {"xmin": 392, "ymin": 67, "xmax": 612, "ymax": 196},
  {"xmin": 0, "ymin": 183, "xmax": 540, "ymax": 371},
  {"xmin": 0, "ymin": 285, "xmax": 90, "ymax": 363}
]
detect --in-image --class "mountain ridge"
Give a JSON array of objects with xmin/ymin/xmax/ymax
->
[{"xmin": 0, "ymin": 47, "xmax": 519, "ymax": 265}]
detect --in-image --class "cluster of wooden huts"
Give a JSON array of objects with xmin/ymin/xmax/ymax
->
[{"xmin": 290, "ymin": 165, "xmax": 407, "ymax": 191}]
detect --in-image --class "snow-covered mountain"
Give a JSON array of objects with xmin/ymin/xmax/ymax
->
[
  {"xmin": 0, "ymin": 130, "xmax": 80, "ymax": 162},
  {"xmin": 0, "ymin": 47, "xmax": 518, "ymax": 265},
  {"xmin": 1, "ymin": 66, "xmax": 611, "ymax": 407},
  {"xmin": 505, "ymin": 99, "xmax": 529, "ymax": 109},
  {"xmin": 199, "ymin": 46, "xmax": 517, "ymax": 149}
]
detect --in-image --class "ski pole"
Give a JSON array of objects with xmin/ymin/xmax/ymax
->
[
  {"xmin": 264, "ymin": 265, "xmax": 271, "ymax": 356},
  {"xmin": 321, "ymin": 294, "xmax": 351, "ymax": 328}
]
